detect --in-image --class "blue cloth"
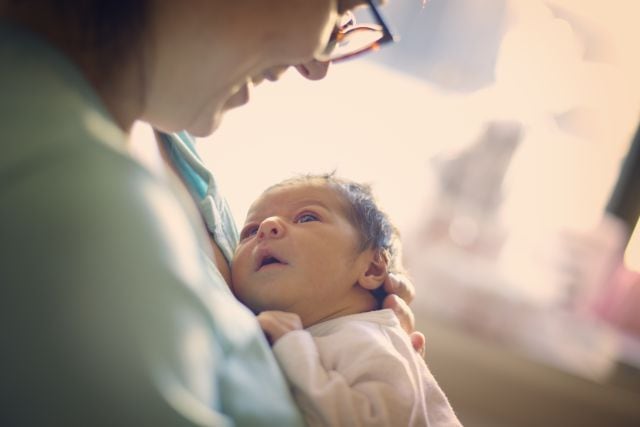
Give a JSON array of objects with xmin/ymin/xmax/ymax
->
[
  {"xmin": 158, "ymin": 131, "xmax": 238, "ymax": 263},
  {"xmin": 161, "ymin": 131, "xmax": 209, "ymax": 199}
]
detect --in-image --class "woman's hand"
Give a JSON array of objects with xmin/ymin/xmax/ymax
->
[
  {"xmin": 382, "ymin": 273, "xmax": 426, "ymax": 357},
  {"xmin": 257, "ymin": 311, "xmax": 303, "ymax": 345}
]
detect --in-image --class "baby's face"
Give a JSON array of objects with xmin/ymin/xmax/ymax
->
[{"xmin": 232, "ymin": 182, "xmax": 369, "ymax": 325}]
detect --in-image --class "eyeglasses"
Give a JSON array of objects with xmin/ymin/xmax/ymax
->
[{"xmin": 319, "ymin": 0, "xmax": 398, "ymax": 63}]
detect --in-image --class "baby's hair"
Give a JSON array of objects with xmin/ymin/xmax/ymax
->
[{"xmin": 265, "ymin": 172, "xmax": 402, "ymax": 274}]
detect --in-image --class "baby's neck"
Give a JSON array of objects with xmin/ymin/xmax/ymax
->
[{"xmin": 298, "ymin": 286, "xmax": 378, "ymax": 328}]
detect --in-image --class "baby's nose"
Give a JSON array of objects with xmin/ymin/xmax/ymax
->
[{"xmin": 257, "ymin": 217, "xmax": 285, "ymax": 240}]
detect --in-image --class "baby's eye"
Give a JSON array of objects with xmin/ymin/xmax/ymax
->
[
  {"xmin": 239, "ymin": 225, "xmax": 258, "ymax": 241},
  {"xmin": 296, "ymin": 213, "xmax": 319, "ymax": 223}
]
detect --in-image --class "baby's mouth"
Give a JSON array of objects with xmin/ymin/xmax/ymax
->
[{"xmin": 257, "ymin": 254, "xmax": 287, "ymax": 271}]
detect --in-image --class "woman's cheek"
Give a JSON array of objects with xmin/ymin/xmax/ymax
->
[{"xmin": 277, "ymin": 0, "xmax": 337, "ymax": 63}]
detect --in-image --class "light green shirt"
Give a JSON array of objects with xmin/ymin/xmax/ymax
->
[{"xmin": 0, "ymin": 21, "xmax": 304, "ymax": 427}]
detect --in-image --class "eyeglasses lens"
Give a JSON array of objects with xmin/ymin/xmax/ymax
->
[
  {"xmin": 320, "ymin": 2, "xmax": 394, "ymax": 63},
  {"xmin": 329, "ymin": 26, "xmax": 384, "ymax": 60}
]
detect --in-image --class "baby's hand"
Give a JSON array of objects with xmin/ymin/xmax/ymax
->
[{"xmin": 257, "ymin": 311, "xmax": 303, "ymax": 345}]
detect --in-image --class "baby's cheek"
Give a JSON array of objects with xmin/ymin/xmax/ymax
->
[{"xmin": 229, "ymin": 255, "xmax": 245, "ymax": 290}]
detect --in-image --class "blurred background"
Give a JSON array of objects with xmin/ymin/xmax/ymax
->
[{"xmin": 196, "ymin": 0, "xmax": 640, "ymax": 425}]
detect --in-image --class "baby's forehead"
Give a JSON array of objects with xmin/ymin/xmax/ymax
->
[{"xmin": 247, "ymin": 181, "xmax": 349, "ymax": 219}]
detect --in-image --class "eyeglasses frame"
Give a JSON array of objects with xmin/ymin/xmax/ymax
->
[{"xmin": 328, "ymin": 0, "xmax": 398, "ymax": 63}]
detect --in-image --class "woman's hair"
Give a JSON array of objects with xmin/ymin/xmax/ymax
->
[
  {"xmin": 2, "ymin": 0, "xmax": 148, "ymax": 60},
  {"xmin": 266, "ymin": 172, "xmax": 403, "ymax": 274}
]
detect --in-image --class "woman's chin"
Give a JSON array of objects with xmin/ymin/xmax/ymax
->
[{"xmin": 187, "ymin": 111, "xmax": 224, "ymax": 137}]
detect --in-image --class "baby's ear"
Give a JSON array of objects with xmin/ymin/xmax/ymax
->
[{"xmin": 358, "ymin": 250, "xmax": 389, "ymax": 291}]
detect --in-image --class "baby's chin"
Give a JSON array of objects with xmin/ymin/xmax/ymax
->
[{"xmin": 239, "ymin": 294, "xmax": 289, "ymax": 317}]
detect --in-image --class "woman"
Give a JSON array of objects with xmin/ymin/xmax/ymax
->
[{"xmin": 1, "ymin": 1, "xmax": 420, "ymax": 426}]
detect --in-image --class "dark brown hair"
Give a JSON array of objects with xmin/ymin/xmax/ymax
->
[{"xmin": 2, "ymin": 0, "xmax": 148, "ymax": 62}]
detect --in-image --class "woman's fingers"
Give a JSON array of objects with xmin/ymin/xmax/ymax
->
[
  {"xmin": 382, "ymin": 294, "xmax": 415, "ymax": 334},
  {"xmin": 383, "ymin": 273, "xmax": 416, "ymax": 304},
  {"xmin": 383, "ymin": 294, "xmax": 426, "ymax": 357},
  {"xmin": 410, "ymin": 331, "xmax": 426, "ymax": 358}
]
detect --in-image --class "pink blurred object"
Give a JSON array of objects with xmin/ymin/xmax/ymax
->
[{"xmin": 593, "ymin": 264, "xmax": 640, "ymax": 336}]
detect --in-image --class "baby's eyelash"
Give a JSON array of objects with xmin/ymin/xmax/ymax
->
[
  {"xmin": 239, "ymin": 225, "xmax": 258, "ymax": 241},
  {"xmin": 295, "ymin": 212, "xmax": 319, "ymax": 223}
]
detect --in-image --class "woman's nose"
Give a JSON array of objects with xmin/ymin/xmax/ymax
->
[
  {"xmin": 257, "ymin": 217, "xmax": 285, "ymax": 241},
  {"xmin": 295, "ymin": 60, "xmax": 330, "ymax": 81}
]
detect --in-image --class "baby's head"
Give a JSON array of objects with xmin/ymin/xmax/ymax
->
[{"xmin": 231, "ymin": 173, "xmax": 399, "ymax": 327}]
